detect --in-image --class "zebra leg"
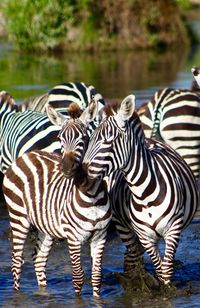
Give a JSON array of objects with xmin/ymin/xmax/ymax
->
[
  {"xmin": 114, "ymin": 223, "xmax": 144, "ymax": 272},
  {"xmin": 90, "ymin": 230, "xmax": 107, "ymax": 297},
  {"xmin": 33, "ymin": 232, "xmax": 54, "ymax": 288},
  {"xmin": 161, "ymin": 227, "xmax": 181, "ymax": 285},
  {"xmin": 11, "ymin": 219, "xmax": 31, "ymax": 290},
  {"xmin": 139, "ymin": 237, "xmax": 162, "ymax": 281},
  {"xmin": 67, "ymin": 241, "xmax": 84, "ymax": 296}
]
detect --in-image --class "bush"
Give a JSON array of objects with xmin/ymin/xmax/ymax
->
[
  {"xmin": 0, "ymin": 0, "xmax": 193, "ymax": 52},
  {"xmin": 1, "ymin": 0, "xmax": 70, "ymax": 51}
]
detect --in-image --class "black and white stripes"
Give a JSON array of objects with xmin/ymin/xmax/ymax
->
[
  {"xmin": 0, "ymin": 86, "xmax": 104, "ymax": 174},
  {"xmin": 138, "ymin": 88, "xmax": 200, "ymax": 180},
  {"xmin": 3, "ymin": 101, "xmax": 111, "ymax": 296},
  {"xmin": 84, "ymin": 94, "xmax": 198, "ymax": 285}
]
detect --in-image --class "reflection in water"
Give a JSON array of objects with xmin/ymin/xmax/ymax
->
[{"xmin": 0, "ymin": 41, "xmax": 191, "ymax": 101}]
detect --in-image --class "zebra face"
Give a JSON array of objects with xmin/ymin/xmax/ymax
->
[
  {"xmin": 84, "ymin": 95, "xmax": 136, "ymax": 180},
  {"xmin": 85, "ymin": 118, "xmax": 129, "ymax": 179},
  {"xmin": 58, "ymin": 119, "xmax": 89, "ymax": 178},
  {"xmin": 46, "ymin": 99, "xmax": 98, "ymax": 179}
]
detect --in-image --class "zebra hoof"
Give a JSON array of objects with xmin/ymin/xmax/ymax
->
[
  {"xmin": 14, "ymin": 284, "xmax": 20, "ymax": 291},
  {"xmin": 93, "ymin": 290, "xmax": 100, "ymax": 298},
  {"xmin": 75, "ymin": 290, "xmax": 81, "ymax": 297}
]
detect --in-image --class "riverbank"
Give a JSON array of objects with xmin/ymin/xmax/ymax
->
[{"xmin": 0, "ymin": 0, "xmax": 199, "ymax": 53}]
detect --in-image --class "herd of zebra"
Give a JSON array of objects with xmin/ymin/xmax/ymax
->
[{"xmin": 1, "ymin": 66, "xmax": 200, "ymax": 296}]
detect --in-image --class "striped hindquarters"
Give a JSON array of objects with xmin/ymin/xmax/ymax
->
[{"xmin": 139, "ymin": 88, "xmax": 200, "ymax": 180}]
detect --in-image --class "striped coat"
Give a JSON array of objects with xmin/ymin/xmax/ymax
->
[
  {"xmin": 3, "ymin": 100, "xmax": 111, "ymax": 297},
  {"xmin": 84, "ymin": 95, "xmax": 198, "ymax": 285},
  {"xmin": 138, "ymin": 88, "xmax": 200, "ymax": 180},
  {"xmin": 20, "ymin": 82, "xmax": 105, "ymax": 116},
  {"xmin": 0, "ymin": 90, "xmax": 104, "ymax": 174}
]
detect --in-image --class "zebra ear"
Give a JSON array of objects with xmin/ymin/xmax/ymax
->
[
  {"xmin": 115, "ymin": 95, "xmax": 135, "ymax": 127},
  {"xmin": 191, "ymin": 66, "xmax": 200, "ymax": 87},
  {"xmin": 79, "ymin": 95, "xmax": 98, "ymax": 125},
  {"xmin": 46, "ymin": 103, "xmax": 67, "ymax": 127}
]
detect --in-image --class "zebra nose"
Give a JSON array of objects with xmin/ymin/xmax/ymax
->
[{"xmin": 62, "ymin": 153, "xmax": 80, "ymax": 179}]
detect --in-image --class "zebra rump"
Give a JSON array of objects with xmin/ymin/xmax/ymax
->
[{"xmin": 138, "ymin": 88, "xmax": 200, "ymax": 180}]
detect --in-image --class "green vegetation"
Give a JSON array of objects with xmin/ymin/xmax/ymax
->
[
  {"xmin": 0, "ymin": 0, "xmax": 196, "ymax": 53},
  {"xmin": 0, "ymin": 0, "xmax": 69, "ymax": 50}
]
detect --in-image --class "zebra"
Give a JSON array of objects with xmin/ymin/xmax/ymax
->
[
  {"xmin": 138, "ymin": 88, "xmax": 200, "ymax": 180},
  {"xmin": 3, "ymin": 99, "xmax": 111, "ymax": 297},
  {"xmin": 192, "ymin": 66, "xmax": 200, "ymax": 88},
  {"xmin": 19, "ymin": 92, "xmax": 49, "ymax": 113},
  {"xmin": 19, "ymin": 82, "xmax": 105, "ymax": 117},
  {"xmin": 83, "ymin": 94, "xmax": 198, "ymax": 286},
  {"xmin": 0, "ymin": 90, "xmax": 104, "ymax": 174}
]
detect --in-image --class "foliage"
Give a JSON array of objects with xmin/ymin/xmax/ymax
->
[
  {"xmin": 175, "ymin": 0, "xmax": 191, "ymax": 10},
  {"xmin": 0, "ymin": 0, "xmax": 194, "ymax": 52},
  {"xmin": 1, "ymin": 0, "xmax": 70, "ymax": 51}
]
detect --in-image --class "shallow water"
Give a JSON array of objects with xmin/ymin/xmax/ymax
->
[
  {"xmin": 1, "ymin": 22, "xmax": 200, "ymax": 306},
  {"xmin": 0, "ymin": 202, "xmax": 200, "ymax": 308}
]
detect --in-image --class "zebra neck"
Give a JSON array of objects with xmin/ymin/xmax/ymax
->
[
  {"xmin": 73, "ymin": 164, "xmax": 102, "ymax": 194},
  {"xmin": 123, "ymin": 135, "xmax": 159, "ymax": 192}
]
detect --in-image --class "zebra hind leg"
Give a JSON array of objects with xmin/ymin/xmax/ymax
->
[
  {"xmin": 161, "ymin": 226, "xmax": 181, "ymax": 286},
  {"xmin": 114, "ymin": 223, "xmax": 144, "ymax": 272},
  {"xmin": 10, "ymin": 219, "xmax": 31, "ymax": 290},
  {"xmin": 139, "ymin": 236, "xmax": 163, "ymax": 282},
  {"xmin": 90, "ymin": 230, "xmax": 107, "ymax": 297},
  {"xmin": 67, "ymin": 241, "xmax": 84, "ymax": 296},
  {"xmin": 33, "ymin": 232, "xmax": 54, "ymax": 288}
]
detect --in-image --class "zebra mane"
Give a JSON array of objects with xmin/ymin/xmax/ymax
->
[
  {"xmin": 67, "ymin": 102, "xmax": 83, "ymax": 119},
  {"xmin": 103, "ymin": 99, "xmax": 121, "ymax": 117},
  {"xmin": 0, "ymin": 90, "xmax": 19, "ymax": 112},
  {"xmin": 190, "ymin": 80, "xmax": 200, "ymax": 92},
  {"xmin": 136, "ymin": 101, "xmax": 148, "ymax": 116}
]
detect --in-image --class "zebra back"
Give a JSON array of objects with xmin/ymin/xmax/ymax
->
[
  {"xmin": 0, "ymin": 91, "xmax": 103, "ymax": 174},
  {"xmin": 19, "ymin": 92, "xmax": 49, "ymax": 112},
  {"xmin": 19, "ymin": 82, "xmax": 106, "ymax": 114}
]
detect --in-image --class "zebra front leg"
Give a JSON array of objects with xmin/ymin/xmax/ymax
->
[
  {"xmin": 90, "ymin": 231, "xmax": 107, "ymax": 297},
  {"xmin": 33, "ymin": 232, "xmax": 54, "ymax": 288},
  {"xmin": 67, "ymin": 241, "xmax": 84, "ymax": 296}
]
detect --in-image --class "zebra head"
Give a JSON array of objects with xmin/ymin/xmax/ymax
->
[
  {"xmin": 84, "ymin": 94, "xmax": 137, "ymax": 180},
  {"xmin": 46, "ymin": 98, "xmax": 98, "ymax": 179}
]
